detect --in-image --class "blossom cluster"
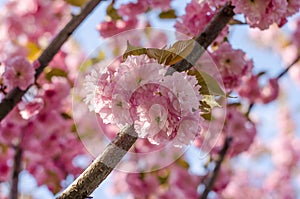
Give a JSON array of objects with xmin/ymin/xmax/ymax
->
[
  {"xmin": 84, "ymin": 55, "xmax": 203, "ymax": 146},
  {"xmin": 112, "ymin": 158, "xmax": 201, "ymax": 199},
  {"xmin": 0, "ymin": 0, "xmax": 87, "ymax": 193},
  {"xmin": 179, "ymin": 0, "xmax": 300, "ymax": 33},
  {"xmin": 97, "ymin": 0, "xmax": 172, "ymax": 38},
  {"xmin": 0, "ymin": 0, "xmax": 70, "ymax": 62}
]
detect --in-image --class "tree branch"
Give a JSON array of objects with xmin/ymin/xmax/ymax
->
[
  {"xmin": 9, "ymin": 146, "xmax": 23, "ymax": 199},
  {"xmin": 247, "ymin": 54, "xmax": 300, "ymax": 114},
  {"xmin": 56, "ymin": 125, "xmax": 137, "ymax": 199},
  {"xmin": 200, "ymin": 137, "xmax": 232, "ymax": 199},
  {"xmin": 0, "ymin": 0, "xmax": 105, "ymax": 121},
  {"xmin": 166, "ymin": 3, "xmax": 235, "ymax": 75},
  {"xmin": 276, "ymin": 54, "xmax": 300, "ymax": 80},
  {"xmin": 56, "ymin": 3, "xmax": 235, "ymax": 198}
]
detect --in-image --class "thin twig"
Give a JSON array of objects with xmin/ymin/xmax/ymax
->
[
  {"xmin": 56, "ymin": 125, "xmax": 137, "ymax": 199},
  {"xmin": 9, "ymin": 146, "xmax": 23, "ymax": 199},
  {"xmin": 200, "ymin": 137, "xmax": 232, "ymax": 199},
  {"xmin": 276, "ymin": 54, "xmax": 300, "ymax": 79},
  {"xmin": 246, "ymin": 54, "xmax": 300, "ymax": 115},
  {"xmin": 0, "ymin": 0, "xmax": 104, "ymax": 121}
]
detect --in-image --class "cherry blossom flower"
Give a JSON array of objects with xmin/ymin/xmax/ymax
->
[
  {"xmin": 259, "ymin": 78, "xmax": 279, "ymax": 104},
  {"xmin": 117, "ymin": 0, "xmax": 148, "ymax": 18},
  {"xmin": 232, "ymin": 0, "xmax": 300, "ymax": 30},
  {"xmin": 174, "ymin": 0, "xmax": 215, "ymax": 37},
  {"xmin": 84, "ymin": 55, "xmax": 202, "ymax": 147},
  {"xmin": 148, "ymin": 0, "xmax": 171, "ymax": 11},
  {"xmin": 222, "ymin": 171, "xmax": 266, "ymax": 198},
  {"xmin": 292, "ymin": 18, "xmax": 300, "ymax": 48},
  {"xmin": 97, "ymin": 18, "xmax": 138, "ymax": 38},
  {"xmin": 211, "ymin": 43, "xmax": 253, "ymax": 91},
  {"xmin": 167, "ymin": 165, "xmax": 201, "ymax": 198},
  {"xmin": 238, "ymin": 76, "xmax": 279, "ymax": 104},
  {"xmin": 225, "ymin": 106, "xmax": 256, "ymax": 156},
  {"xmin": 126, "ymin": 173, "xmax": 160, "ymax": 197},
  {"xmin": 3, "ymin": 56, "xmax": 35, "ymax": 90}
]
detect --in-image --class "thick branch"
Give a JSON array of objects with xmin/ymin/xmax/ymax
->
[
  {"xmin": 166, "ymin": 3, "xmax": 235, "ymax": 75},
  {"xmin": 56, "ymin": 125, "xmax": 137, "ymax": 199},
  {"xmin": 200, "ymin": 137, "xmax": 232, "ymax": 199},
  {"xmin": 0, "ymin": 0, "xmax": 104, "ymax": 121},
  {"xmin": 9, "ymin": 146, "xmax": 23, "ymax": 199}
]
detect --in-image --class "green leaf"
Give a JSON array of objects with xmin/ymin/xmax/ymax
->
[
  {"xmin": 45, "ymin": 67, "xmax": 68, "ymax": 81},
  {"xmin": 202, "ymin": 95, "xmax": 222, "ymax": 109},
  {"xmin": 146, "ymin": 48, "xmax": 174, "ymax": 65},
  {"xmin": 159, "ymin": 9, "xmax": 177, "ymax": 19},
  {"xmin": 61, "ymin": 112, "xmax": 72, "ymax": 120},
  {"xmin": 188, "ymin": 69, "xmax": 225, "ymax": 96},
  {"xmin": 158, "ymin": 173, "xmax": 169, "ymax": 185},
  {"xmin": 201, "ymin": 112, "xmax": 212, "ymax": 120},
  {"xmin": 167, "ymin": 39, "xmax": 194, "ymax": 65},
  {"xmin": 123, "ymin": 41, "xmax": 147, "ymax": 61},
  {"xmin": 123, "ymin": 39, "xmax": 194, "ymax": 65},
  {"xmin": 106, "ymin": 3, "xmax": 122, "ymax": 21},
  {"xmin": 175, "ymin": 158, "xmax": 190, "ymax": 169}
]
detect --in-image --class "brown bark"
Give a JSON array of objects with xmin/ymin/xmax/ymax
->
[
  {"xmin": 9, "ymin": 146, "xmax": 23, "ymax": 199},
  {"xmin": 56, "ymin": 125, "xmax": 137, "ymax": 199}
]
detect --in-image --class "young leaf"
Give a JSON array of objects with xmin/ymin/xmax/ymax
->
[
  {"xmin": 123, "ymin": 41, "xmax": 147, "ymax": 61},
  {"xmin": 201, "ymin": 95, "xmax": 222, "ymax": 109},
  {"xmin": 26, "ymin": 42, "xmax": 42, "ymax": 61},
  {"xmin": 167, "ymin": 39, "xmax": 194, "ymax": 65},
  {"xmin": 65, "ymin": 0, "xmax": 87, "ymax": 7},
  {"xmin": 146, "ymin": 48, "xmax": 173, "ymax": 65},
  {"xmin": 188, "ymin": 69, "xmax": 225, "ymax": 96},
  {"xmin": 106, "ymin": 3, "xmax": 122, "ymax": 21},
  {"xmin": 45, "ymin": 67, "xmax": 68, "ymax": 81},
  {"xmin": 159, "ymin": 9, "xmax": 177, "ymax": 19}
]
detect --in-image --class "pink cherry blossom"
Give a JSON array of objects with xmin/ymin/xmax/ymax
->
[
  {"xmin": 85, "ymin": 55, "xmax": 202, "ymax": 147},
  {"xmin": 3, "ymin": 56, "xmax": 35, "ymax": 90},
  {"xmin": 232, "ymin": 0, "xmax": 300, "ymax": 30},
  {"xmin": 174, "ymin": 0, "xmax": 215, "ymax": 37},
  {"xmin": 270, "ymin": 134, "xmax": 299, "ymax": 169},
  {"xmin": 238, "ymin": 75, "xmax": 261, "ymax": 103},
  {"xmin": 97, "ymin": 18, "xmax": 138, "ymax": 38},
  {"xmin": 117, "ymin": 0, "xmax": 148, "ymax": 18},
  {"xmin": 167, "ymin": 165, "xmax": 201, "ymax": 199},
  {"xmin": 224, "ymin": 106, "xmax": 256, "ymax": 156},
  {"xmin": 264, "ymin": 169, "xmax": 296, "ymax": 198},
  {"xmin": 126, "ymin": 173, "xmax": 159, "ymax": 197},
  {"xmin": 286, "ymin": 0, "xmax": 300, "ymax": 16},
  {"xmin": 148, "ymin": 0, "xmax": 171, "ymax": 11},
  {"xmin": 208, "ymin": 0, "xmax": 228, "ymax": 8},
  {"xmin": 222, "ymin": 171, "xmax": 266, "ymax": 198},
  {"xmin": 0, "ymin": 148, "xmax": 13, "ymax": 182},
  {"xmin": 238, "ymin": 76, "xmax": 279, "ymax": 104},
  {"xmin": 211, "ymin": 43, "xmax": 253, "ymax": 90},
  {"xmin": 231, "ymin": 0, "xmax": 273, "ymax": 30},
  {"xmin": 292, "ymin": 18, "xmax": 300, "ymax": 48},
  {"xmin": 259, "ymin": 78, "xmax": 279, "ymax": 104}
]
